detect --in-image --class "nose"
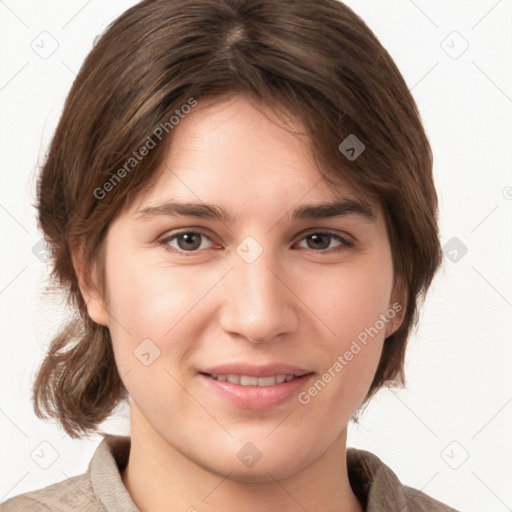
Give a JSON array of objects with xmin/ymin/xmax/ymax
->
[{"xmin": 218, "ymin": 247, "xmax": 298, "ymax": 344}]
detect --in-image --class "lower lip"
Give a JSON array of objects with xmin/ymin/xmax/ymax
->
[{"xmin": 198, "ymin": 373, "xmax": 314, "ymax": 410}]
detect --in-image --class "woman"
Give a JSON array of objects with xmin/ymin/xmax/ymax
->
[{"xmin": 1, "ymin": 0, "xmax": 460, "ymax": 510}]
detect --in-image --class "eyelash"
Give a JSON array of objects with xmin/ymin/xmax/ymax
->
[{"xmin": 158, "ymin": 229, "xmax": 353, "ymax": 256}]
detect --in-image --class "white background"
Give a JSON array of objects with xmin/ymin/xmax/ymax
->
[{"xmin": 0, "ymin": 1, "xmax": 511, "ymax": 510}]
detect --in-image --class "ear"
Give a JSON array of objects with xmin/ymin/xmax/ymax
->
[
  {"xmin": 385, "ymin": 276, "xmax": 407, "ymax": 338},
  {"xmin": 71, "ymin": 243, "xmax": 109, "ymax": 327}
]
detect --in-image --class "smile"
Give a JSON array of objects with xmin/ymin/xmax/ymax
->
[
  {"xmin": 199, "ymin": 370, "xmax": 314, "ymax": 410},
  {"xmin": 208, "ymin": 374, "xmax": 298, "ymax": 386}
]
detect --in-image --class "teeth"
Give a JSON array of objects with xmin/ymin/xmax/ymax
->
[
  {"xmin": 258, "ymin": 376, "xmax": 278, "ymax": 386},
  {"xmin": 240, "ymin": 375, "xmax": 259, "ymax": 386},
  {"xmin": 210, "ymin": 374, "xmax": 296, "ymax": 386}
]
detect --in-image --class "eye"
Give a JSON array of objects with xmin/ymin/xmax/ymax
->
[
  {"xmin": 159, "ymin": 230, "xmax": 215, "ymax": 254},
  {"xmin": 296, "ymin": 231, "xmax": 352, "ymax": 252},
  {"xmin": 158, "ymin": 229, "xmax": 353, "ymax": 256}
]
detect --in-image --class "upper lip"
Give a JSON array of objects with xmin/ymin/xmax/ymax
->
[{"xmin": 199, "ymin": 363, "xmax": 313, "ymax": 378}]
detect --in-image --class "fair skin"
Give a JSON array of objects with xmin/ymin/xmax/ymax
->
[{"xmin": 74, "ymin": 94, "xmax": 404, "ymax": 512}]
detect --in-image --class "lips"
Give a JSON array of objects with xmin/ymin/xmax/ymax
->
[{"xmin": 198, "ymin": 363, "xmax": 314, "ymax": 409}]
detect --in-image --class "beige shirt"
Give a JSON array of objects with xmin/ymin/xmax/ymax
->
[{"xmin": 0, "ymin": 435, "xmax": 460, "ymax": 511}]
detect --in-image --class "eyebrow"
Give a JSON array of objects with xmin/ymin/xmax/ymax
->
[{"xmin": 133, "ymin": 198, "xmax": 375, "ymax": 223}]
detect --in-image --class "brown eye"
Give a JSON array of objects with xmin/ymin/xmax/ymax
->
[
  {"xmin": 160, "ymin": 231, "xmax": 214, "ymax": 254},
  {"xmin": 297, "ymin": 231, "xmax": 352, "ymax": 252},
  {"xmin": 306, "ymin": 233, "xmax": 331, "ymax": 250},
  {"xmin": 176, "ymin": 232, "xmax": 202, "ymax": 251}
]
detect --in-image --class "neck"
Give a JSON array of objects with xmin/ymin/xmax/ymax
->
[{"xmin": 121, "ymin": 404, "xmax": 363, "ymax": 512}]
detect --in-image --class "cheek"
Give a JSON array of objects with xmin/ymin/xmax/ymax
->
[
  {"xmin": 302, "ymin": 257, "xmax": 395, "ymax": 347},
  {"xmin": 103, "ymin": 252, "xmax": 224, "ymax": 382},
  {"xmin": 295, "ymin": 255, "xmax": 394, "ymax": 410},
  {"xmin": 105, "ymin": 249, "xmax": 214, "ymax": 333},
  {"xmin": 103, "ymin": 261, "xmax": 200, "ymax": 414},
  {"xmin": 296, "ymin": 284, "xmax": 388, "ymax": 432}
]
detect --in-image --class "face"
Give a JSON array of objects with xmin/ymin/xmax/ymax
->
[{"xmin": 83, "ymin": 94, "xmax": 402, "ymax": 481}]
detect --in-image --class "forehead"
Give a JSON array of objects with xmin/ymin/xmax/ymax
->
[{"xmin": 125, "ymin": 94, "xmax": 379, "ymax": 221}]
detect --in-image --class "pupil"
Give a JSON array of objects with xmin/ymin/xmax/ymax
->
[
  {"xmin": 179, "ymin": 233, "xmax": 200, "ymax": 250},
  {"xmin": 309, "ymin": 233, "xmax": 329, "ymax": 250}
]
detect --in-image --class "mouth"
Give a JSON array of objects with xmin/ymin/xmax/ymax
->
[
  {"xmin": 204, "ymin": 373, "xmax": 306, "ymax": 386},
  {"xmin": 197, "ymin": 364, "xmax": 314, "ymax": 410}
]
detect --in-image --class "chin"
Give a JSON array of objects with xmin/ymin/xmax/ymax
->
[
  {"xmin": 222, "ymin": 460, "xmax": 303, "ymax": 484},
  {"xmin": 212, "ymin": 442, "xmax": 316, "ymax": 483}
]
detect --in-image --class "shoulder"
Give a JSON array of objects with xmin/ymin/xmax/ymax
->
[
  {"xmin": 0, "ymin": 472, "xmax": 100, "ymax": 512},
  {"xmin": 1, "ymin": 435, "xmax": 135, "ymax": 512},
  {"xmin": 347, "ymin": 447, "xmax": 461, "ymax": 511},
  {"xmin": 400, "ymin": 485, "xmax": 460, "ymax": 511},
  {"xmin": 0, "ymin": 494, "xmax": 50, "ymax": 512}
]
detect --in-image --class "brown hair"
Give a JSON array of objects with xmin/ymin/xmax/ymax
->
[{"xmin": 33, "ymin": 0, "xmax": 442, "ymax": 438}]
